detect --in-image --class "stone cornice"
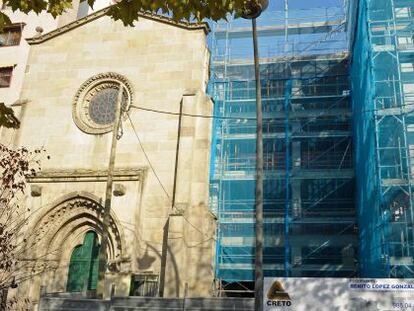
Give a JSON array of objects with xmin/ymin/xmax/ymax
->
[
  {"xmin": 28, "ymin": 168, "xmax": 145, "ymax": 183},
  {"xmin": 26, "ymin": 6, "xmax": 210, "ymax": 45}
]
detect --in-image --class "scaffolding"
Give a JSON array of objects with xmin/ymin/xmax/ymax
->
[
  {"xmin": 208, "ymin": 1, "xmax": 358, "ymax": 296},
  {"xmin": 352, "ymin": 0, "xmax": 414, "ymax": 278}
]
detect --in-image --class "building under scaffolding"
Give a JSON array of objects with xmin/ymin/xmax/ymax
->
[
  {"xmin": 208, "ymin": 2, "xmax": 358, "ymax": 296},
  {"xmin": 352, "ymin": 0, "xmax": 414, "ymax": 278}
]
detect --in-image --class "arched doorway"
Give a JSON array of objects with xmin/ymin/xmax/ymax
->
[{"xmin": 66, "ymin": 231, "xmax": 100, "ymax": 292}]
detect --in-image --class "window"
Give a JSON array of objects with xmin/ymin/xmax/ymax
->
[
  {"xmin": 395, "ymin": 7, "xmax": 411, "ymax": 18},
  {"xmin": 401, "ymin": 63, "xmax": 414, "ymax": 73},
  {"xmin": 403, "ymin": 83, "xmax": 414, "ymax": 105},
  {"xmin": 0, "ymin": 25, "xmax": 22, "ymax": 47},
  {"xmin": 129, "ymin": 274, "xmax": 158, "ymax": 297},
  {"xmin": 398, "ymin": 34, "xmax": 414, "ymax": 46},
  {"xmin": 73, "ymin": 72, "xmax": 133, "ymax": 134},
  {"xmin": 301, "ymin": 247, "xmax": 344, "ymax": 265},
  {"xmin": 0, "ymin": 67, "xmax": 13, "ymax": 88},
  {"xmin": 88, "ymin": 87, "xmax": 127, "ymax": 125}
]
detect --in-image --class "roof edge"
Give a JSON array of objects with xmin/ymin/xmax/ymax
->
[{"xmin": 26, "ymin": 6, "xmax": 210, "ymax": 45}]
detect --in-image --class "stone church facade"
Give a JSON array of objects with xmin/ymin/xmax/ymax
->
[{"xmin": 7, "ymin": 8, "xmax": 215, "ymax": 307}]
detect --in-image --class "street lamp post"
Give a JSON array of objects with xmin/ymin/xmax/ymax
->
[
  {"xmin": 96, "ymin": 83, "xmax": 124, "ymax": 298},
  {"xmin": 252, "ymin": 18, "xmax": 264, "ymax": 311},
  {"xmin": 241, "ymin": 1, "xmax": 268, "ymax": 310}
]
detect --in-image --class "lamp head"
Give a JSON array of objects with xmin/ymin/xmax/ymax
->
[{"xmin": 241, "ymin": 0, "xmax": 269, "ymax": 19}]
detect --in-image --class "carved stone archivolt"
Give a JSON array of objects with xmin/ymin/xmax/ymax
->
[
  {"xmin": 26, "ymin": 193, "xmax": 126, "ymax": 269},
  {"xmin": 73, "ymin": 72, "xmax": 133, "ymax": 134}
]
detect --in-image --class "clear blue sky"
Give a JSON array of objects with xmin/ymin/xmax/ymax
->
[{"xmin": 270, "ymin": 0, "xmax": 344, "ymax": 10}]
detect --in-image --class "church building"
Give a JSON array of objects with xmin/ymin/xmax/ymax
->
[{"xmin": 6, "ymin": 7, "xmax": 215, "ymax": 307}]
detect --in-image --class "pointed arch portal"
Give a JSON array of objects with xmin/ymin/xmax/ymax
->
[
  {"xmin": 66, "ymin": 231, "xmax": 100, "ymax": 292},
  {"xmin": 26, "ymin": 194, "xmax": 127, "ymax": 294}
]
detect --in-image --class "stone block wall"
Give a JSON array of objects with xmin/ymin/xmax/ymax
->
[{"xmin": 10, "ymin": 13, "xmax": 214, "ymax": 306}]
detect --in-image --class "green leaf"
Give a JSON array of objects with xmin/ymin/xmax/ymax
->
[
  {"xmin": 0, "ymin": 12, "xmax": 11, "ymax": 32},
  {"xmin": 7, "ymin": 0, "xmax": 48, "ymax": 14},
  {"xmin": 87, "ymin": 0, "xmax": 96, "ymax": 9},
  {"xmin": 1, "ymin": 0, "xmax": 245, "ymax": 27},
  {"xmin": 106, "ymin": 0, "xmax": 141, "ymax": 27},
  {"xmin": 47, "ymin": 0, "xmax": 74, "ymax": 18}
]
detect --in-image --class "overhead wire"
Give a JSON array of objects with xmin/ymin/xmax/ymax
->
[
  {"xmin": 126, "ymin": 112, "xmax": 216, "ymax": 243},
  {"xmin": 130, "ymin": 97, "xmax": 414, "ymax": 121},
  {"xmin": 127, "ymin": 113, "xmax": 172, "ymax": 201}
]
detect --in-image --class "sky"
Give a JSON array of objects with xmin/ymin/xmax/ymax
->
[{"xmin": 269, "ymin": 0, "xmax": 344, "ymax": 10}]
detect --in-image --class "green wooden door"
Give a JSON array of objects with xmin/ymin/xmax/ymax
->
[{"xmin": 66, "ymin": 231, "xmax": 100, "ymax": 292}]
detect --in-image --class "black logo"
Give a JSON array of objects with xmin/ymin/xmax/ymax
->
[{"xmin": 266, "ymin": 280, "xmax": 292, "ymax": 307}]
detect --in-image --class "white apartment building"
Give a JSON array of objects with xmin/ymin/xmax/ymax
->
[{"xmin": 0, "ymin": 0, "xmax": 113, "ymax": 106}]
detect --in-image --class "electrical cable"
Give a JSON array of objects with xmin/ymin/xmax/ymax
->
[
  {"xmin": 127, "ymin": 113, "xmax": 172, "ymax": 201},
  {"xmin": 126, "ymin": 112, "xmax": 216, "ymax": 242},
  {"xmin": 130, "ymin": 98, "xmax": 414, "ymax": 121}
]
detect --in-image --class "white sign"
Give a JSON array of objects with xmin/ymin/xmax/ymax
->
[{"xmin": 264, "ymin": 278, "xmax": 414, "ymax": 311}]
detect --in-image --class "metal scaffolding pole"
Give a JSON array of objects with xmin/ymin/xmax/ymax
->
[
  {"xmin": 284, "ymin": 0, "xmax": 289, "ymax": 52},
  {"xmin": 284, "ymin": 79, "xmax": 292, "ymax": 277}
]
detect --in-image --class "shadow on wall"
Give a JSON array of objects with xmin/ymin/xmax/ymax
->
[
  {"xmin": 137, "ymin": 237, "xmax": 181, "ymax": 297},
  {"xmin": 136, "ymin": 245, "xmax": 157, "ymax": 270}
]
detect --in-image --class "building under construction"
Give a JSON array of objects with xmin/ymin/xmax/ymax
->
[
  {"xmin": 353, "ymin": 0, "xmax": 414, "ymax": 278},
  {"xmin": 208, "ymin": 0, "xmax": 414, "ymax": 295}
]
